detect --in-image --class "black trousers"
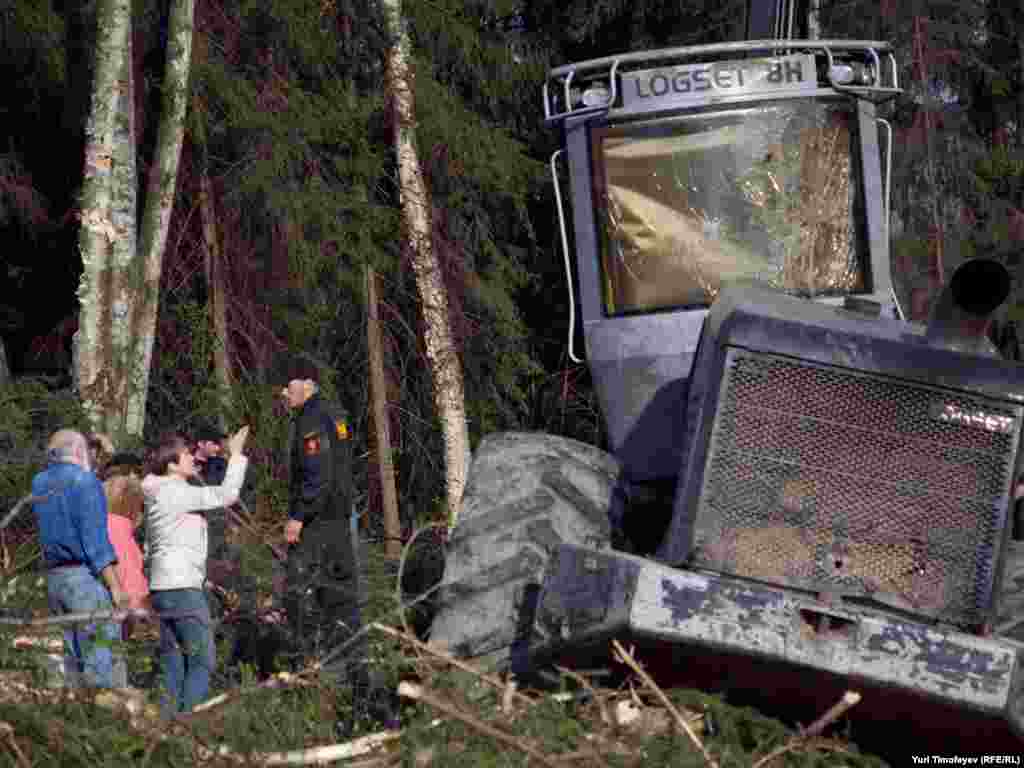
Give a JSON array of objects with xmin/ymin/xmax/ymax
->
[{"xmin": 284, "ymin": 516, "xmax": 364, "ymax": 679}]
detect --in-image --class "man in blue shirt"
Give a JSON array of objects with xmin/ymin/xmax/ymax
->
[{"xmin": 32, "ymin": 429, "xmax": 126, "ymax": 687}]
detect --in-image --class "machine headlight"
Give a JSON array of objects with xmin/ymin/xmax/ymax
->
[{"xmin": 581, "ymin": 83, "xmax": 612, "ymax": 107}]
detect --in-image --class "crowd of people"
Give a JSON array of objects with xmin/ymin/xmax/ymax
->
[{"xmin": 28, "ymin": 364, "xmax": 375, "ymax": 722}]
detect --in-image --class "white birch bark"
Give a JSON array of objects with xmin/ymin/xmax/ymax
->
[
  {"xmin": 74, "ymin": 0, "xmax": 132, "ymax": 428},
  {"xmin": 366, "ymin": 267, "xmax": 402, "ymax": 558},
  {"xmin": 126, "ymin": 0, "xmax": 196, "ymax": 436},
  {"xmin": 105, "ymin": 22, "xmax": 139, "ymax": 435},
  {"xmin": 382, "ymin": 0, "xmax": 471, "ymax": 528}
]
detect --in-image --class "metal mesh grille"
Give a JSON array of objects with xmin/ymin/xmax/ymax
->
[{"xmin": 692, "ymin": 349, "xmax": 1021, "ymax": 628}]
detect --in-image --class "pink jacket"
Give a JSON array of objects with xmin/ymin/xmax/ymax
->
[{"xmin": 107, "ymin": 514, "xmax": 149, "ymax": 610}]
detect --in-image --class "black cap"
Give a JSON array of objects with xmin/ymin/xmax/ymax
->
[{"xmin": 193, "ymin": 424, "xmax": 227, "ymax": 443}]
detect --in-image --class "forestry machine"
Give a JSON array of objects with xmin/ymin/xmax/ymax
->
[{"xmin": 430, "ymin": 0, "xmax": 1024, "ymax": 745}]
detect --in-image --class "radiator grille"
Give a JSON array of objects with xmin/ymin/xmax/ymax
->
[{"xmin": 692, "ymin": 349, "xmax": 1021, "ymax": 628}]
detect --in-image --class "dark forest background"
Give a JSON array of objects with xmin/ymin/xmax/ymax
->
[{"xmin": 4, "ymin": 0, "xmax": 1024, "ymax": 528}]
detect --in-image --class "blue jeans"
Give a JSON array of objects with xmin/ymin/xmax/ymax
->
[
  {"xmin": 46, "ymin": 565, "xmax": 120, "ymax": 688},
  {"xmin": 151, "ymin": 589, "xmax": 214, "ymax": 715}
]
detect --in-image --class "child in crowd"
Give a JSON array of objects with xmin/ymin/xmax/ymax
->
[
  {"xmin": 142, "ymin": 426, "xmax": 249, "ymax": 716},
  {"xmin": 90, "ymin": 446, "xmax": 149, "ymax": 688},
  {"xmin": 103, "ymin": 471, "xmax": 148, "ymax": 688},
  {"xmin": 102, "ymin": 464, "xmax": 150, "ymax": 619}
]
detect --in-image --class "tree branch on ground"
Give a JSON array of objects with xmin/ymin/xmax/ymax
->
[
  {"xmin": 751, "ymin": 690, "xmax": 862, "ymax": 768},
  {"xmin": 397, "ymin": 680, "xmax": 563, "ymax": 768},
  {"xmin": 611, "ymin": 639, "xmax": 719, "ymax": 768}
]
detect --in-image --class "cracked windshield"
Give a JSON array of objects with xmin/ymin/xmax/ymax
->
[{"xmin": 593, "ymin": 100, "xmax": 866, "ymax": 315}]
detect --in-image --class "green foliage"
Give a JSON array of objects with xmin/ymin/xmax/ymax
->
[
  {"xmin": 974, "ymin": 145, "xmax": 1024, "ymax": 201},
  {"xmin": 397, "ymin": 671, "xmax": 890, "ymax": 768},
  {"xmin": 991, "ymin": 77, "xmax": 1013, "ymax": 98},
  {"xmin": 408, "ymin": 59, "xmax": 547, "ymax": 439},
  {"xmin": 166, "ymin": 0, "xmax": 587, "ymax": 524},
  {"xmin": 0, "ymin": 537, "xmax": 894, "ymax": 767},
  {"xmin": 149, "ymin": 311, "xmax": 293, "ymax": 519},
  {"xmin": 0, "ymin": 699, "xmax": 186, "ymax": 766},
  {"xmin": 0, "ymin": 380, "xmax": 91, "ymax": 509},
  {"xmin": 406, "ymin": 0, "xmax": 551, "ymax": 144},
  {"xmin": 0, "ymin": 2, "xmax": 66, "ymax": 91}
]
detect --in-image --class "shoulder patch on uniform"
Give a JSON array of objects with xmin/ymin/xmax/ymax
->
[
  {"xmin": 303, "ymin": 433, "xmax": 322, "ymax": 456},
  {"xmin": 335, "ymin": 420, "xmax": 349, "ymax": 440}
]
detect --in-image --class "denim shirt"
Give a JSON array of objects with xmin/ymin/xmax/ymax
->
[{"xmin": 32, "ymin": 462, "xmax": 116, "ymax": 576}]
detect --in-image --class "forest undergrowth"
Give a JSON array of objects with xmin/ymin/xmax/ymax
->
[{"xmin": 0, "ymin": 522, "xmax": 900, "ymax": 768}]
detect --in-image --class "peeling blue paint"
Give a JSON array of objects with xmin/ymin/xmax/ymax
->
[{"xmin": 660, "ymin": 577, "xmax": 709, "ymax": 624}]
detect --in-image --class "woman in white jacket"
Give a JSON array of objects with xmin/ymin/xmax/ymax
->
[{"xmin": 142, "ymin": 426, "xmax": 249, "ymax": 715}]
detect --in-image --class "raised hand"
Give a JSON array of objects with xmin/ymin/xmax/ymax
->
[{"xmin": 227, "ymin": 425, "xmax": 250, "ymax": 457}]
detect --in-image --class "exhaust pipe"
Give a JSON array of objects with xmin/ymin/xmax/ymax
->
[{"xmin": 925, "ymin": 258, "xmax": 1012, "ymax": 358}]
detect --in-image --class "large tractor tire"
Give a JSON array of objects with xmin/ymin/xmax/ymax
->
[{"xmin": 429, "ymin": 432, "xmax": 619, "ymax": 672}]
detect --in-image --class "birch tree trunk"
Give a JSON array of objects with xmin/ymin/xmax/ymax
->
[
  {"xmin": 126, "ymin": 0, "xmax": 196, "ymax": 436},
  {"xmin": 366, "ymin": 267, "xmax": 402, "ymax": 558},
  {"xmin": 105, "ymin": 21, "xmax": 140, "ymax": 434},
  {"xmin": 75, "ymin": 0, "xmax": 195, "ymax": 437},
  {"xmin": 382, "ymin": 0, "xmax": 470, "ymax": 529},
  {"xmin": 74, "ymin": 0, "xmax": 132, "ymax": 429}
]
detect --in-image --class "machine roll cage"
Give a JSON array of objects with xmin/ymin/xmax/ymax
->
[
  {"xmin": 544, "ymin": 39, "xmax": 903, "ymax": 364},
  {"xmin": 543, "ymin": 39, "xmax": 901, "ymax": 123}
]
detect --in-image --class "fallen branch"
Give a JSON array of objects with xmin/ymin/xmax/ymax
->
[
  {"xmin": 398, "ymin": 681, "xmax": 563, "ymax": 768},
  {"xmin": 370, "ymin": 622, "xmax": 533, "ymax": 706},
  {"xmin": 0, "ymin": 607, "xmax": 198, "ymax": 627},
  {"xmin": 0, "ymin": 494, "xmax": 46, "ymax": 532},
  {"xmin": 187, "ymin": 672, "xmax": 316, "ymax": 716},
  {"xmin": 751, "ymin": 690, "xmax": 862, "ymax": 768},
  {"xmin": 187, "ymin": 594, "xmax": 499, "ymax": 723},
  {"xmin": 316, "ymin": 574, "xmax": 447, "ymax": 675},
  {"xmin": 0, "ymin": 721, "xmax": 30, "ymax": 768},
  {"xmin": 165, "ymin": 709, "xmax": 233, "ymax": 765},
  {"xmin": 180, "ymin": 646, "xmax": 347, "ymax": 722},
  {"xmin": 611, "ymin": 639, "xmax": 719, "ymax": 768},
  {"xmin": 11, "ymin": 635, "xmax": 63, "ymax": 652},
  {"xmin": 202, "ymin": 729, "xmax": 402, "ymax": 766}
]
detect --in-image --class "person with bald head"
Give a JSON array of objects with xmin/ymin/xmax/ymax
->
[{"xmin": 32, "ymin": 429, "xmax": 128, "ymax": 688}]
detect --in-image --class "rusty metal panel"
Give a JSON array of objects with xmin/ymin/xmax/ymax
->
[
  {"xmin": 628, "ymin": 560, "xmax": 1017, "ymax": 712},
  {"xmin": 689, "ymin": 348, "xmax": 1022, "ymax": 629}
]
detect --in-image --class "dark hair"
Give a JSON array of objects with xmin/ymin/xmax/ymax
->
[
  {"xmin": 193, "ymin": 424, "xmax": 226, "ymax": 443},
  {"xmin": 100, "ymin": 451, "xmax": 145, "ymax": 481},
  {"xmin": 147, "ymin": 433, "xmax": 189, "ymax": 477}
]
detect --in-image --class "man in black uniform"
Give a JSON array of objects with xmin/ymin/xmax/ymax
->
[{"xmin": 280, "ymin": 366, "xmax": 365, "ymax": 680}]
